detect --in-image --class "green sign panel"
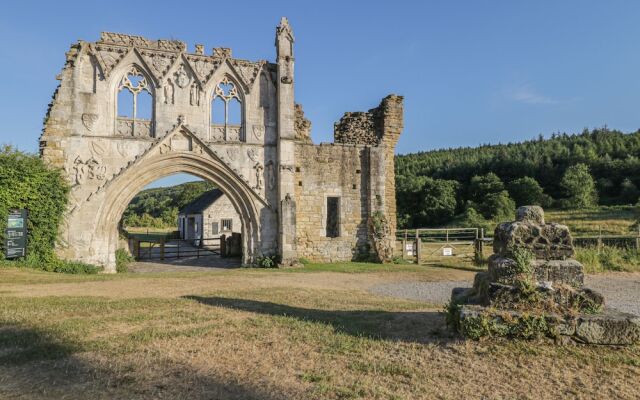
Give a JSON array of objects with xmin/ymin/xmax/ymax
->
[{"xmin": 5, "ymin": 209, "xmax": 27, "ymax": 259}]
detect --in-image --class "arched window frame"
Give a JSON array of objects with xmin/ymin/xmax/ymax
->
[
  {"xmin": 115, "ymin": 65, "xmax": 155, "ymax": 137},
  {"xmin": 210, "ymin": 76, "xmax": 245, "ymax": 141}
]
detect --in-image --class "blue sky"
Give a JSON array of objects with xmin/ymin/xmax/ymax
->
[{"xmin": 2, "ymin": 1, "xmax": 640, "ymax": 188}]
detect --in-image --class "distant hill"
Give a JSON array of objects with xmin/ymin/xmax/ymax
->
[
  {"xmin": 395, "ymin": 128, "xmax": 640, "ymax": 228},
  {"xmin": 122, "ymin": 180, "xmax": 216, "ymax": 228}
]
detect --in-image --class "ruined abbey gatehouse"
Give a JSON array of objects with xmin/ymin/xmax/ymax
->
[{"xmin": 40, "ymin": 18, "xmax": 403, "ymax": 272}]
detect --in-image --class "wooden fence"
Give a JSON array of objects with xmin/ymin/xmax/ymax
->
[
  {"xmin": 396, "ymin": 226, "xmax": 640, "ymax": 265},
  {"xmin": 396, "ymin": 228, "xmax": 486, "ymax": 264}
]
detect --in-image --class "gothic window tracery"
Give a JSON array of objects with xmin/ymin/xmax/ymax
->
[
  {"xmin": 210, "ymin": 76, "xmax": 244, "ymax": 141},
  {"xmin": 116, "ymin": 66, "xmax": 154, "ymax": 137}
]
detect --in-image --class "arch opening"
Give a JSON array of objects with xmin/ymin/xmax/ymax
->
[
  {"xmin": 120, "ymin": 172, "xmax": 245, "ymax": 270},
  {"xmin": 91, "ymin": 151, "xmax": 262, "ymax": 272}
]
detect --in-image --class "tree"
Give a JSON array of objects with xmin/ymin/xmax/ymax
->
[
  {"xmin": 415, "ymin": 178, "xmax": 459, "ymax": 226},
  {"xmin": 619, "ymin": 178, "xmax": 640, "ymax": 205},
  {"xmin": 507, "ymin": 176, "xmax": 545, "ymax": 207},
  {"xmin": 560, "ymin": 163, "xmax": 598, "ymax": 208},
  {"xmin": 480, "ymin": 190, "xmax": 516, "ymax": 221},
  {"xmin": 468, "ymin": 173, "xmax": 504, "ymax": 202}
]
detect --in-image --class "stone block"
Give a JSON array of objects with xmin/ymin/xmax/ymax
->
[
  {"xmin": 530, "ymin": 259, "xmax": 584, "ymax": 288},
  {"xmin": 493, "ymin": 221, "xmax": 574, "ymax": 259},
  {"xmin": 487, "ymin": 255, "xmax": 584, "ymax": 287},
  {"xmin": 516, "ymin": 205, "xmax": 545, "ymax": 224},
  {"xmin": 486, "ymin": 282, "xmax": 604, "ymax": 313},
  {"xmin": 575, "ymin": 308, "xmax": 640, "ymax": 345}
]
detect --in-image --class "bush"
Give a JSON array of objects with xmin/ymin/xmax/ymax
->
[
  {"xmin": 0, "ymin": 145, "xmax": 69, "ymax": 261},
  {"xmin": 255, "ymin": 255, "xmax": 278, "ymax": 268},
  {"xmin": 1, "ymin": 255, "xmax": 100, "ymax": 274},
  {"xmin": 115, "ymin": 248, "xmax": 134, "ymax": 273}
]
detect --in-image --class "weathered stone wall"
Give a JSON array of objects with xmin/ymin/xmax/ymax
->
[
  {"xmin": 294, "ymin": 143, "xmax": 381, "ymax": 261},
  {"xmin": 333, "ymin": 95, "xmax": 403, "ymax": 241},
  {"xmin": 334, "ymin": 112, "xmax": 378, "ymax": 145},
  {"xmin": 294, "ymin": 103, "xmax": 312, "ymax": 143}
]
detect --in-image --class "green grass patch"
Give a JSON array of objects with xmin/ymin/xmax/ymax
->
[
  {"xmin": 280, "ymin": 262, "xmax": 427, "ymax": 273},
  {"xmin": 545, "ymin": 205, "xmax": 638, "ymax": 236}
]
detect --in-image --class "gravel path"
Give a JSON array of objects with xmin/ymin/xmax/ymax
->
[
  {"xmin": 586, "ymin": 273, "xmax": 640, "ymax": 316},
  {"xmin": 369, "ymin": 273, "xmax": 640, "ymax": 315}
]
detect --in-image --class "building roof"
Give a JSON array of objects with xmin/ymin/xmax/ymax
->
[{"xmin": 178, "ymin": 188, "xmax": 224, "ymax": 215}]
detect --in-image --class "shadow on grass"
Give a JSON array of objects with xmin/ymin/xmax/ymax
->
[
  {"xmin": 423, "ymin": 262, "xmax": 487, "ymax": 272},
  {"xmin": 0, "ymin": 326, "xmax": 284, "ymax": 399},
  {"xmin": 185, "ymin": 296, "xmax": 456, "ymax": 344}
]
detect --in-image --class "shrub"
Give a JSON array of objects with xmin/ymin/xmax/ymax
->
[
  {"xmin": 255, "ymin": 255, "xmax": 278, "ymax": 268},
  {"xmin": 0, "ymin": 145, "xmax": 69, "ymax": 261},
  {"xmin": 115, "ymin": 248, "xmax": 134, "ymax": 273},
  {"xmin": 0, "ymin": 255, "xmax": 100, "ymax": 274}
]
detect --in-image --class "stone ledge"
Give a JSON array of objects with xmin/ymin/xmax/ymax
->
[{"xmin": 457, "ymin": 305, "xmax": 640, "ymax": 345}]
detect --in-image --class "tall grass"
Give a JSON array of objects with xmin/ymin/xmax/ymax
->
[{"xmin": 575, "ymin": 245, "xmax": 640, "ymax": 273}]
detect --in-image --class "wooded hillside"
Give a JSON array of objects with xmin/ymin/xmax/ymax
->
[
  {"xmin": 395, "ymin": 128, "xmax": 640, "ymax": 228},
  {"xmin": 122, "ymin": 180, "xmax": 215, "ymax": 228}
]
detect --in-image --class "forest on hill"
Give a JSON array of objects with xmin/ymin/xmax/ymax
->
[
  {"xmin": 395, "ymin": 128, "xmax": 640, "ymax": 229},
  {"xmin": 122, "ymin": 180, "xmax": 215, "ymax": 228}
]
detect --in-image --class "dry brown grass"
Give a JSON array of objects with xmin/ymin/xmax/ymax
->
[{"xmin": 0, "ymin": 265, "xmax": 638, "ymax": 399}]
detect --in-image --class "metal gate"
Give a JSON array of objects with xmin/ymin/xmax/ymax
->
[{"xmin": 132, "ymin": 237, "xmax": 221, "ymax": 261}]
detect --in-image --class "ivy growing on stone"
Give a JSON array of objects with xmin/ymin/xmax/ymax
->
[{"xmin": 0, "ymin": 145, "xmax": 69, "ymax": 262}]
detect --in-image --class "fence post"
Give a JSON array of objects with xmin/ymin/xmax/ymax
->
[
  {"xmin": 135, "ymin": 239, "xmax": 141, "ymax": 260},
  {"xmin": 402, "ymin": 229, "xmax": 407, "ymax": 258},
  {"xmin": 177, "ymin": 240, "xmax": 180, "ymax": 258},
  {"xmin": 636, "ymin": 226, "xmax": 640, "ymax": 252},
  {"xmin": 474, "ymin": 228, "xmax": 484, "ymax": 264},
  {"xmin": 160, "ymin": 238, "xmax": 165, "ymax": 261},
  {"xmin": 597, "ymin": 226, "xmax": 603, "ymax": 254},
  {"xmin": 415, "ymin": 229, "xmax": 421, "ymax": 264},
  {"xmin": 220, "ymin": 234, "xmax": 227, "ymax": 258}
]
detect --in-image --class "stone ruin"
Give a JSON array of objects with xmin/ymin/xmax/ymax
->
[
  {"xmin": 38, "ymin": 17, "xmax": 404, "ymax": 271},
  {"xmin": 450, "ymin": 206, "xmax": 640, "ymax": 345}
]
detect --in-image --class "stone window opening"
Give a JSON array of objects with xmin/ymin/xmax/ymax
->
[
  {"xmin": 221, "ymin": 218, "xmax": 233, "ymax": 232},
  {"xmin": 116, "ymin": 66, "xmax": 154, "ymax": 137},
  {"xmin": 326, "ymin": 197, "xmax": 340, "ymax": 238},
  {"xmin": 211, "ymin": 76, "xmax": 244, "ymax": 141}
]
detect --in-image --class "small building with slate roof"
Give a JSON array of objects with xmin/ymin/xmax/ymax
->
[{"xmin": 178, "ymin": 189, "xmax": 241, "ymax": 244}]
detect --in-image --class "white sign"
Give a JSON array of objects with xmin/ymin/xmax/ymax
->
[
  {"xmin": 442, "ymin": 247, "xmax": 453, "ymax": 256},
  {"xmin": 405, "ymin": 243, "xmax": 414, "ymax": 256}
]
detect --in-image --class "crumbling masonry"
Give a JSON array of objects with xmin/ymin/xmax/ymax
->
[{"xmin": 39, "ymin": 18, "xmax": 403, "ymax": 271}]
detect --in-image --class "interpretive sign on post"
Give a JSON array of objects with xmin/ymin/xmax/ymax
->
[{"xmin": 5, "ymin": 209, "xmax": 27, "ymax": 259}]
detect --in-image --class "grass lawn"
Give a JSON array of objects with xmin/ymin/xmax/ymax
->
[
  {"xmin": 0, "ymin": 264, "xmax": 638, "ymax": 399},
  {"xmin": 545, "ymin": 205, "xmax": 638, "ymax": 236}
]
